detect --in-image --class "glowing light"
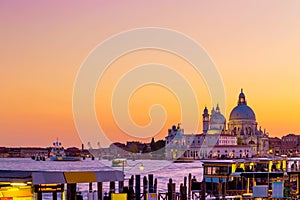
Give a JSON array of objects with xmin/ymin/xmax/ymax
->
[
  {"xmin": 10, "ymin": 183, "xmax": 27, "ymax": 186},
  {"xmin": 139, "ymin": 164, "xmax": 145, "ymax": 171}
]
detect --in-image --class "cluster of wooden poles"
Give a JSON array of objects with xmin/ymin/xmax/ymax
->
[
  {"xmin": 103, "ymin": 173, "xmax": 206, "ymax": 200},
  {"xmin": 165, "ymin": 173, "xmax": 206, "ymax": 200},
  {"xmin": 105, "ymin": 174, "xmax": 158, "ymax": 200}
]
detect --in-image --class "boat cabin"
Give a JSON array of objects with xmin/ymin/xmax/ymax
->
[
  {"xmin": 202, "ymin": 158, "xmax": 300, "ymax": 198},
  {"xmin": 202, "ymin": 159, "xmax": 251, "ymax": 197}
]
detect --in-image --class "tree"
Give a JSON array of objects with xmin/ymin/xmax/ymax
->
[
  {"xmin": 129, "ymin": 144, "xmax": 138, "ymax": 153},
  {"xmin": 155, "ymin": 140, "xmax": 165, "ymax": 150},
  {"xmin": 142, "ymin": 145, "xmax": 149, "ymax": 153},
  {"xmin": 150, "ymin": 137, "xmax": 156, "ymax": 151}
]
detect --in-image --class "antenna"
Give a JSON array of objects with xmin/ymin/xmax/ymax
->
[{"xmin": 87, "ymin": 142, "xmax": 92, "ymax": 149}]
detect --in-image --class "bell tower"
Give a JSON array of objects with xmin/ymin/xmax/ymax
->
[{"xmin": 202, "ymin": 107, "xmax": 209, "ymax": 134}]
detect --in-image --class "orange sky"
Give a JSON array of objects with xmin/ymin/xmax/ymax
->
[{"xmin": 1, "ymin": 1, "xmax": 300, "ymax": 147}]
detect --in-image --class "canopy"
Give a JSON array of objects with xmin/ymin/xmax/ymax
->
[{"xmin": 0, "ymin": 170, "xmax": 124, "ymax": 185}]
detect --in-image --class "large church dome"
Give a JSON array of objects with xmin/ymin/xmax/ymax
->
[
  {"xmin": 229, "ymin": 89, "xmax": 256, "ymax": 121},
  {"xmin": 230, "ymin": 105, "xmax": 256, "ymax": 120}
]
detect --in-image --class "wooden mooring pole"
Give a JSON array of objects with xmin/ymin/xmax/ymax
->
[
  {"xmin": 200, "ymin": 180, "xmax": 206, "ymax": 200},
  {"xmin": 188, "ymin": 173, "xmax": 192, "ymax": 200},
  {"xmin": 129, "ymin": 175, "xmax": 135, "ymax": 200},
  {"xmin": 37, "ymin": 192, "xmax": 42, "ymax": 200},
  {"xmin": 149, "ymin": 174, "xmax": 154, "ymax": 193},
  {"xmin": 143, "ymin": 176, "xmax": 148, "ymax": 200},
  {"xmin": 66, "ymin": 183, "xmax": 76, "ymax": 200},
  {"xmin": 136, "ymin": 175, "xmax": 141, "ymax": 200},
  {"xmin": 52, "ymin": 191, "xmax": 57, "ymax": 200},
  {"xmin": 97, "ymin": 182, "xmax": 103, "ymax": 200},
  {"xmin": 119, "ymin": 180, "xmax": 124, "ymax": 193},
  {"xmin": 180, "ymin": 177, "xmax": 187, "ymax": 200},
  {"xmin": 154, "ymin": 178, "xmax": 157, "ymax": 193},
  {"xmin": 109, "ymin": 181, "xmax": 115, "ymax": 199},
  {"xmin": 167, "ymin": 178, "xmax": 175, "ymax": 200}
]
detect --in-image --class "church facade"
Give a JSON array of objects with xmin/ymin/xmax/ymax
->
[
  {"xmin": 165, "ymin": 89, "xmax": 269, "ymax": 160},
  {"xmin": 226, "ymin": 89, "xmax": 269, "ymax": 156}
]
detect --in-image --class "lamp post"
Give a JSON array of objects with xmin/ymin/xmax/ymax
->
[{"xmin": 122, "ymin": 161, "xmax": 144, "ymax": 177}]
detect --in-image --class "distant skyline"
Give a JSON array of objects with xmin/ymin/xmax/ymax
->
[{"xmin": 1, "ymin": 1, "xmax": 300, "ymax": 147}]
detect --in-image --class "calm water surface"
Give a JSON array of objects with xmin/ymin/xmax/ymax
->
[{"xmin": 0, "ymin": 158, "xmax": 203, "ymax": 199}]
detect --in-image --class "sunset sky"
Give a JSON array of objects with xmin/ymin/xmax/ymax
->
[{"xmin": 1, "ymin": 1, "xmax": 300, "ymax": 147}]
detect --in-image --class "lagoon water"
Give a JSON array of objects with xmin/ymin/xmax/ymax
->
[{"xmin": 0, "ymin": 158, "xmax": 203, "ymax": 200}]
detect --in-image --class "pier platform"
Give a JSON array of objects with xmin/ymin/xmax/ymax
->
[{"xmin": 0, "ymin": 170, "xmax": 124, "ymax": 200}]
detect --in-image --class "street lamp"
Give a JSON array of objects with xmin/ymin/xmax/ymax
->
[{"xmin": 122, "ymin": 161, "xmax": 144, "ymax": 177}]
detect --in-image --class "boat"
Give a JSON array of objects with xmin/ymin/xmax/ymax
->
[
  {"xmin": 173, "ymin": 157, "xmax": 194, "ymax": 163},
  {"xmin": 201, "ymin": 157, "xmax": 299, "ymax": 199},
  {"xmin": 112, "ymin": 158, "xmax": 128, "ymax": 167},
  {"xmin": 49, "ymin": 140, "xmax": 81, "ymax": 161}
]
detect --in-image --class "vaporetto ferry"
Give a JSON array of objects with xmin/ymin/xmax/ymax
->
[{"xmin": 49, "ymin": 140, "xmax": 81, "ymax": 161}]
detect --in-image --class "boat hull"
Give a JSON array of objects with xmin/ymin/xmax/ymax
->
[
  {"xmin": 50, "ymin": 156, "xmax": 81, "ymax": 161},
  {"xmin": 173, "ymin": 157, "xmax": 194, "ymax": 163}
]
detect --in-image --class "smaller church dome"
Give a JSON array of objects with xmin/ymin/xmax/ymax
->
[
  {"xmin": 210, "ymin": 112, "xmax": 226, "ymax": 124},
  {"xmin": 210, "ymin": 104, "xmax": 226, "ymax": 130}
]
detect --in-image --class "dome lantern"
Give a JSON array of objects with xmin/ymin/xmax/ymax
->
[{"xmin": 238, "ymin": 88, "xmax": 247, "ymax": 105}]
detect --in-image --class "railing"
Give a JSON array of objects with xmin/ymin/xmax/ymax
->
[{"xmin": 158, "ymin": 192, "xmax": 181, "ymax": 200}]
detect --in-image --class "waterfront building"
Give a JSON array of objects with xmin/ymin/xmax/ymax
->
[
  {"xmin": 269, "ymin": 137, "xmax": 282, "ymax": 156},
  {"xmin": 227, "ymin": 89, "xmax": 269, "ymax": 156},
  {"xmin": 1, "ymin": 147, "xmax": 49, "ymax": 158},
  {"xmin": 280, "ymin": 134, "xmax": 300, "ymax": 156},
  {"xmin": 0, "ymin": 147, "xmax": 8, "ymax": 158},
  {"xmin": 165, "ymin": 89, "xmax": 269, "ymax": 160},
  {"xmin": 206, "ymin": 145, "xmax": 252, "ymax": 158},
  {"xmin": 165, "ymin": 124, "xmax": 192, "ymax": 159}
]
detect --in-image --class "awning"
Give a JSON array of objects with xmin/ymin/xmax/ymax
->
[
  {"xmin": 32, "ymin": 172, "xmax": 66, "ymax": 185},
  {"xmin": 0, "ymin": 170, "xmax": 124, "ymax": 185},
  {"xmin": 64, "ymin": 172, "xmax": 97, "ymax": 183},
  {"xmin": 64, "ymin": 171, "xmax": 124, "ymax": 183},
  {"xmin": 0, "ymin": 170, "xmax": 32, "ymax": 182},
  {"xmin": 95, "ymin": 171, "xmax": 124, "ymax": 182}
]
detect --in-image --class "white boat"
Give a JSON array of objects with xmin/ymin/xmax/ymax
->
[
  {"xmin": 112, "ymin": 158, "xmax": 128, "ymax": 167},
  {"xmin": 50, "ymin": 140, "xmax": 81, "ymax": 161}
]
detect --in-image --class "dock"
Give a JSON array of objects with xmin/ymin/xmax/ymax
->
[{"xmin": 0, "ymin": 170, "xmax": 123, "ymax": 200}]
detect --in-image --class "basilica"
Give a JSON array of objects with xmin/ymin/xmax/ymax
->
[{"xmin": 165, "ymin": 89, "xmax": 270, "ymax": 159}]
